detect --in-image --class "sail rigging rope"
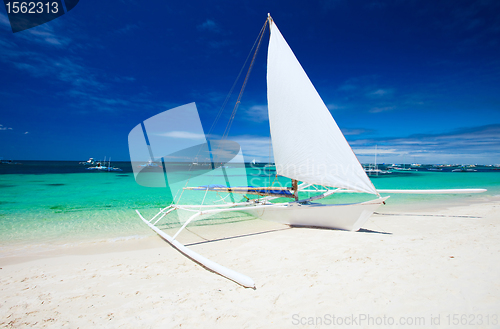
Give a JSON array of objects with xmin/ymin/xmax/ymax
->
[
  {"xmin": 207, "ymin": 19, "xmax": 269, "ymax": 139},
  {"xmin": 173, "ymin": 18, "xmax": 270, "ymax": 206},
  {"xmin": 221, "ymin": 19, "xmax": 269, "ymax": 140}
]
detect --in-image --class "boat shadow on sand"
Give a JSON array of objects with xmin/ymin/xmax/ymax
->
[
  {"xmin": 184, "ymin": 225, "xmax": 391, "ymax": 248},
  {"xmin": 185, "ymin": 227, "xmax": 292, "ymax": 247},
  {"xmin": 289, "ymin": 225, "xmax": 392, "ymax": 235}
]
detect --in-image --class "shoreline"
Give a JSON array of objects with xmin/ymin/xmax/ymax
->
[{"xmin": 1, "ymin": 193, "xmax": 499, "ymax": 266}]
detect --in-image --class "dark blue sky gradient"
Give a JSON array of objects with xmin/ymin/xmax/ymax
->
[{"xmin": 1, "ymin": 0, "xmax": 499, "ymax": 164}]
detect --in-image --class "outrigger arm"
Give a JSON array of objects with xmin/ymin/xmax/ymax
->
[{"xmin": 136, "ymin": 209, "xmax": 256, "ymax": 288}]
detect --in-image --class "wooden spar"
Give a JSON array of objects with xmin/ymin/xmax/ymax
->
[
  {"xmin": 183, "ymin": 186, "xmax": 295, "ymax": 198},
  {"xmin": 298, "ymin": 188, "xmax": 487, "ymax": 194},
  {"xmin": 184, "ymin": 186, "xmax": 292, "ymax": 191},
  {"xmin": 376, "ymin": 188, "xmax": 487, "ymax": 194},
  {"xmin": 292, "ymin": 179, "xmax": 298, "ymax": 201},
  {"xmin": 185, "ymin": 185, "xmax": 488, "ymax": 197}
]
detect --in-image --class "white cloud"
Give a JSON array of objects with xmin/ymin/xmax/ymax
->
[
  {"xmin": 327, "ymin": 103, "xmax": 343, "ymax": 111},
  {"xmin": 115, "ymin": 24, "xmax": 139, "ymax": 34},
  {"xmin": 157, "ymin": 131, "xmax": 206, "ymax": 140},
  {"xmin": 352, "ymin": 147, "xmax": 399, "ymax": 156},
  {"xmin": 232, "ymin": 135, "xmax": 273, "ymax": 160},
  {"xmin": 197, "ymin": 19, "xmax": 220, "ymax": 33},
  {"xmin": 221, "ymin": 125, "xmax": 500, "ymax": 165},
  {"xmin": 17, "ymin": 22, "xmax": 71, "ymax": 47},
  {"xmin": 367, "ymin": 88, "xmax": 393, "ymax": 97},
  {"xmin": 243, "ymin": 105, "xmax": 269, "ymax": 122},
  {"xmin": 341, "ymin": 128, "xmax": 373, "ymax": 136},
  {"xmin": 369, "ymin": 106, "xmax": 395, "ymax": 113},
  {"xmin": 0, "ymin": 124, "xmax": 13, "ymax": 131},
  {"xmin": 337, "ymin": 83, "xmax": 357, "ymax": 91},
  {"xmin": 0, "ymin": 12, "xmax": 162, "ymax": 116},
  {"xmin": 349, "ymin": 124, "xmax": 500, "ymax": 164},
  {"xmin": 0, "ymin": 13, "xmax": 10, "ymax": 29}
]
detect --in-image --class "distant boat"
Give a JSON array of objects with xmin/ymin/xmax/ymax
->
[
  {"xmin": 87, "ymin": 163, "xmax": 123, "ymax": 172},
  {"xmin": 263, "ymin": 163, "xmax": 276, "ymax": 174},
  {"xmin": 79, "ymin": 157, "xmax": 95, "ymax": 165},
  {"xmin": 364, "ymin": 168, "xmax": 391, "ymax": 176},
  {"xmin": 390, "ymin": 167, "xmax": 417, "ymax": 172},
  {"xmin": 87, "ymin": 157, "xmax": 122, "ymax": 172},
  {"xmin": 388, "ymin": 152, "xmax": 416, "ymax": 172},
  {"xmin": 0, "ymin": 158, "xmax": 21, "ymax": 165},
  {"xmin": 138, "ymin": 159, "xmax": 160, "ymax": 168},
  {"xmin": 452, "ymin": 166, "xmax": 477, "ymax": 172},
  {"xmin": 387, "ymin": 158, "xmax": 417, "ymax": 172},
  {"xmin": 364, "ymin": 145, "xmax": 391, "ymax": 176}
]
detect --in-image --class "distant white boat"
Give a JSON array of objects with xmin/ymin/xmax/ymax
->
[
  {"xmin": 364, "ymin": 168, "xmax": 391, "ymax": 176},
  {"xmin": 87, "ymin": 157, "xmax": 122, "ymax": 172},
  {"xmin": 452, "ymin": 166, "xmax": 477, "ymax": 172},
  {"xmin": 79, "ymin": 157, "xmax": 95, "ymax": 165},
  {"xmin": 389, "ymin": 167, "xmax": 417, "ymax": 172},
  {"xmin": 138, "ymin": 159, "xmax": 159, "ymax": 168},
  {"xmin": 364, "ymin": 145, "xmax": 391, "ymax": 176}
]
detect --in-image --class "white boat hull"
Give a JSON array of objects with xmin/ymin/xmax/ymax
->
[{"xmin": 243, "ymin": 197, "xmax": 389, "ymax": 231}]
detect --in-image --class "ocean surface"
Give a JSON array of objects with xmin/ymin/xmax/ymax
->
[{"xmin": 1, "ymin": 161, "xmax": 500, "ymax": 257}]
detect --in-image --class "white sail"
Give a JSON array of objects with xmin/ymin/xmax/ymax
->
[{"xmin": 267, "ymin": 20, "xmax": 378, "ymax": 195}]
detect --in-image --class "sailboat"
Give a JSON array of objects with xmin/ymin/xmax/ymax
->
[
  {"xmin": 364, "ymin": 145, "xmax": 391, "ymax": 176},
  {"xmin": 132, "ymin": 15, "xmax": 485, "ymax": 288},
  {"xmin": 87, "ymin": 157, "xmax": 122, "ymax": 172}
]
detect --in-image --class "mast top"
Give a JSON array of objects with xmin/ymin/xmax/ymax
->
[{"xmin": 267, "ymin": 13, "xmax": 273, "ymax": 24}]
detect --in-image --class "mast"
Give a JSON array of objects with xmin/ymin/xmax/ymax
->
[{"xmin": 292, "ymin": 179, "xmax": 298, "ymax": 201}]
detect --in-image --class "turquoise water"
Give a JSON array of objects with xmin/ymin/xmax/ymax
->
[
  {"xmin": 0, "ymin": 172, "xmax": 165, "ymax": 250},
  {"xmin": 1, "ymin": 162, "xmax": 499, "ymax": 255}
]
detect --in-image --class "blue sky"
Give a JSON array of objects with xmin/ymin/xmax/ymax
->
[{"xmin": 1, "ymin": 0, "xmax": 499, "ymax": 164}]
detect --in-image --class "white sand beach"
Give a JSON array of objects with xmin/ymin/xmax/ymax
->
[{"xmin": 1, "ymin": 197, "xmax": 500, "ymax": 328}]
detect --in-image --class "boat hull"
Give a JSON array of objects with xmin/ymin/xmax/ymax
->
[{"xmin": 243, "ymin": 197, "xmax": 389, "ymax": 231}]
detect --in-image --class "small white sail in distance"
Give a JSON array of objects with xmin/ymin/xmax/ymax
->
[{"xmin": 267, "ymin": 19, "xmax": 378, "ymax": 196}]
